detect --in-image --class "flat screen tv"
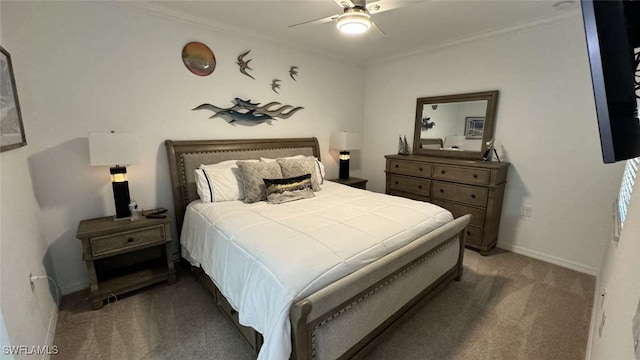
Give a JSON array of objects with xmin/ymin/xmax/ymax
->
[{"xmin": 581, "ymin": 0, "xmax": 640, "ymax": 163}]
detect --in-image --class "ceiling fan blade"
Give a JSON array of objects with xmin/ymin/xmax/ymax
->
[
  {"xmin": 288, "ymin": 14, "xmax": 340, "ymax": 28},
  {"xmin": 367, "ymin": 0, "xmax": 425, "ymax": 15},
  {"xmin": 367, "ymin": 22, "xmax": 386, "ymax": 40}
]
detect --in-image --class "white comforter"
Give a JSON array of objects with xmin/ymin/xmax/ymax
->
[{"xmin": 180, "ymin": 182, "xmax": 453, "ymax": 360}]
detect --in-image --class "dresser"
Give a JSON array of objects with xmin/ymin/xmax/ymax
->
[{"xmin": 385, "ymin": 154, "xmax": 509, "ymax": 255}]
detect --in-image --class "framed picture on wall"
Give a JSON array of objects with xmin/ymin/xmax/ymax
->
[
  {"xmin": 1, "ymin": 46, "xmax": 26, "ymax": 153},
  {"xmin": 464, "ymin": 117, "xmax": 484, "ymax": 139}
]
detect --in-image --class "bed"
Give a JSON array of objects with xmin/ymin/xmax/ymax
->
[{"xmin": 165, "ymin": 137, "xmax": 470, "ymax": 360}]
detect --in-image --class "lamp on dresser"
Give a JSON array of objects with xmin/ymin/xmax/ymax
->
[
  {"xmin": 89, "ymin": 131, "xmax": 139, "ymax": 220},
  {"xmin": 330, "ymin": 131, "xmax": 361, "ymax": 179}
]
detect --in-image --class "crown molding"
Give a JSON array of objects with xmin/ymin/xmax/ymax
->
[
  {"xmin": 99, "ymin": 1, "xmax": 366, "ymax": 68},
  {"xmin": 367, "ymin": 9, "xmax": 582, "ymax": 67}
]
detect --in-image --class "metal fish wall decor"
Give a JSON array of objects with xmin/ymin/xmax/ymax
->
[{"xmin": 193, "ymin": 98, "xmax": 304, "ymax": 126}]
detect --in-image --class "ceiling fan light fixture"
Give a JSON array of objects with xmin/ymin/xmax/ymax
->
[{"xmin": 336, "ymin": 9, "xmax": 371, "ymax": 34}]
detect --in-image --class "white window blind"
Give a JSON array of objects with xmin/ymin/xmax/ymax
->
[{"xmin": 616, "ymin": 157, "xmax": 640, "ymax": 236}]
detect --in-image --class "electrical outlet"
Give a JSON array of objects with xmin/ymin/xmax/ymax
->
[{"xmin": 522, "ymin": 206, "xmax": 533, "ymax": 217}]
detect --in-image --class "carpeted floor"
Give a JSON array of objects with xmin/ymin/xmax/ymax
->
[{"xmin": 53, "ymin": 249, "xmax": 595, "ymax": 360}]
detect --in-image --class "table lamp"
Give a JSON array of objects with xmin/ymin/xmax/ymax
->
[
  {"xmin": 89, "ymin": 132, "xmax": 139, "ymax": 220},
  {"xmin": 330, "ymin": 131, "xmax": 361, "ymax": 179}
]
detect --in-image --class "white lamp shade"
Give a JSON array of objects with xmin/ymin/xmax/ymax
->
[
  {"xmin": 330, "ymin": 132, "xmax": 361, "ymax": 151},
  {"xmin": 89, "ymin": 132, "xmax": 139, "ymax": 166}
]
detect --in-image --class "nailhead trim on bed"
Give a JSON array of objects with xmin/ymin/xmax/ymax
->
[{"xmin": 310, "ymin": 236, "xmax": 459, "ymax": 359}]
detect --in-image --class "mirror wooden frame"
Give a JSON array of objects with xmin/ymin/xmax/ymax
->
[{"xmin": 412, "ymin": 90, "xmax": 499, "ymax": 160}]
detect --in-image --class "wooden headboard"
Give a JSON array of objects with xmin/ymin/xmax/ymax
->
[{"xmin": 165, "ymin": 137, "xmax": 321, "ymax": 232}]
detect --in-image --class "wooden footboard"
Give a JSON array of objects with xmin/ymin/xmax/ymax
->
[
  {"xmin": 188, "ymin": 215, "xmax": 469, "ymax": 359},
  {"xmin": 290, "ymin": 214, "xmax": 470, "ymax": 360}
]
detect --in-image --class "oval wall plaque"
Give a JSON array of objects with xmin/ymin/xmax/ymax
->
[{"xmin": 182, "ymin": 42, "xmax": 216, "ymax": 76}]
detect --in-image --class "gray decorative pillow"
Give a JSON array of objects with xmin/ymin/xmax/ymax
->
[
  {"xmin": 236, "ymin": 161, "xmax": 283, "ymax": 203},
  {"xmin": 264, "ymin": 174, "xmax": 315, "ymax": 204},
  {"xmin": 277, "ymin": 158, "xmax": 321, "ymax": 191}
]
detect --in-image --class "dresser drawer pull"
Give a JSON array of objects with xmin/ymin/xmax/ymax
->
[
  {"xmin": 395, "ymin": 164, "xmax": 399, "ymax": 168},
  {"xmin": 471, "ymin": 194, "xmax": 476, "ymax": 199},
  {"xmin": 127, "ymin": 237, "xmax": 134, "ymax": 243},
  {"xmin": 473, "ymin": 174, "xmax": 478, "ymax": 178},
  {"xmin": 230, "ymin": 309, "xmax": 238, "ymax": 316},
  {"xmin": 439, "ymin": 189, "xmax": 444, "ymax": 193},
  {"xmin": 395, "ymin": 181, "xmax": 399, "ymax": 185},
  {"xmin": 441, "ymin": 170, "xmax": 445, "ymax": 174},
  {"xmin": 419, "ymin": 167, "xmax": 423, "ymax": 171},
  {"xmin": 418, "ymin": 185, "xmax": 422, "ymax": 189},
  {"xmin": 466, "ymin": 231, "xmax": 471, "ymax": 236}
]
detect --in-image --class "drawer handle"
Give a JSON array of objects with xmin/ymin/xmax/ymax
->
[
  {"xmin": 418, "ymin": 185, "xmax": 422, "ymax": 189},
  {"xmin": 473, "ymin": 174, "xmax": 478, "ymax": 178},
  {"xmin": 439, "ymin": 189, "xmax": 444, "ymax": 193},
  {"xmin": 127, "ymin": 237, "xmax": 134, "ymax": 243},
  {"xmin": 471, "ymin": 194, "xmax": 476, "ymax": 199},
  {"xmin": 230, "ymin": 309, "xmax": 237, "ymax": 316},
  {"xmin": 419, "ymin": 167, "xmax": 423, "ymax": 171},
  {"xmin": 466, "ymin": 231, "xmax": 471, "ymax": 236},
  {"xmin": 395, "ymin": 164, "xmax": 399, "ymax": 168},
  {"xmin": 441, "ymin": 170, "xmax": 445, "ymax": 174},
  {"xmin": 395, "ymin": 181, "xmax": 399, "ymax": 185}
]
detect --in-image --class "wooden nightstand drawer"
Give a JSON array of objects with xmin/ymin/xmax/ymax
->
[
  {"xmin": 432, "ymin": 181, "xmax": 488, "ymax": 207},
  {"xmin": 432, "ymin": 165, "xmax": 491, "ymax": 185},
  {"xmin": 91, "ymin": 225, "xmax": 166, "ymax": 257},
  {"xmin": 432, "ymin": 199, "xmax": 485, "ymax": 227},
  {"xmin": 387, "ymin": 159, "xmax": 431, "ymax": 178},
  {"xmin": 388, "ymin": 174, "xmax": 430, "ymax": 197}
]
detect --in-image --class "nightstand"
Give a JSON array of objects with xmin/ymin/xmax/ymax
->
[
  {"xmin": 328, "ymin": 177, "xmax": 368, "ymax": 190},
  {"xmin": 76, "ymin": 213, "xmax": 176, "ymax": 309}
]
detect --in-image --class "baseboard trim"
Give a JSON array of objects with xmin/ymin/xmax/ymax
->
[
  {"xmin": 43, "ymin": 301, "xmax": 59, "ymax": 360},
  {"xmin": 496, "ymin": 243, "xmax": 598, "ymax": 276}
]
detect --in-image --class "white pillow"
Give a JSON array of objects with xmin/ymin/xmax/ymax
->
[
  {"xmin": 194, "ymin": 159, "xmax": 258, "ymax": 202},
  {"xmin": 260, "ymin": 155, "xmax": 325, "ymax": 184}
]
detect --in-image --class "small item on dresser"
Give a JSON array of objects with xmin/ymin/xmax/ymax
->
[
  {"xmin": 403, "ymin": 135, "xmax": 411, "ymax": 155},
  {"xmin": 398, "ymin": 135, "xmax": 410, "ymax": 156},
  {"xmin": 145, "ymin": 208, "xmax": 168, "ymax": 219},
  {"xmin": 128, "ymin": 200, "xmax": 139, "ymax": 221},
  {"xmin": 482, "ymin": 138, "xmax": 501, "ymax": 162}
]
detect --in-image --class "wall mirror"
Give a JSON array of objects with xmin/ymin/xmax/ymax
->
[{"xmin": 412, "ymin": 90, "xmax": 499, "ymax": 160}]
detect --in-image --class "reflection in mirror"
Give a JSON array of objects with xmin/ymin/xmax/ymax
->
[
  {"xmin": 413, "ymin": 91, "xmax": 499, "ymax": 160},
  {"xmin": 419, "ymin": 100, "xmax": 488, "ymax": 151}
]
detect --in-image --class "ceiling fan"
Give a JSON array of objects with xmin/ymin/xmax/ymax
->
[{"xmin": 288, "ymin": 0, "xmax": 420, "ymax": 39}]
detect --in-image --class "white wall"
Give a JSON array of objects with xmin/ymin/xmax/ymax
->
[
  {"xmin": 1, "ymin": 0, "xmax": 365, "ymax": 298},
  {"xmin": 362, "ymin": 14, "xmax": 624, "ymax": 274},
  {"xmin": 0, "ymin": 147, "xmax": 57, "ymax": 355},
  {"xmin": 589, "ymin": 173, "xmax": 640, "ymax": 359}
]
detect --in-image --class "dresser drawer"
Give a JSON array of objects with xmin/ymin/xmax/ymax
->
[
  {"xmin": 387, "ymin": 159, "xmax": 431, "ymax": 178},
  {"xmin": 91, "ymin": 225, "xmax": 166, "ymax": 257},
  {"xmin": 463, "ymin": 225, "xmax": 483, "ymax": 245},
  {"xmin": 432, "ymin": 200, "xmax": 485, "ymax": 227},
  {"xmin": 432, "ymin": 181, "xmax": 488, "ymax": 207},
  {"xmin": 388, "ymin": 174, "xmax": 430, "ymax": 197},
  {"xmin": 432, "ymin": 164, "xmax": 491, "ymax": 185}
]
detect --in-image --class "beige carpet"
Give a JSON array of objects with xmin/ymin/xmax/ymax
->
[{"xmin": 53, "ymin": 249, "xmax": 594, "ymax": 360}]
